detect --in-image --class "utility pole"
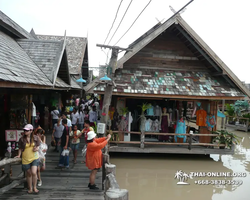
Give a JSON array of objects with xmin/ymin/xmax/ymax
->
[
  {"xmin": 96, "ymin": 44, "xmax": 132, "ymax": 147},
  {"xmin": 97, "ymin": 44, "xmax": 132, "ymax": 191}
]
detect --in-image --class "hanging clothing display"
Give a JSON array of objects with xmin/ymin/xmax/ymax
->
[
  {"xmin": 196, "ymin": 109, "xmax": 207, "ymax": 126},
  {"xmin": 146, "ymin": 105, "xmax": 154, "ymax": 116},
  {"xmin": 175, "ymin": 120, "xmax": 186, "ymax": 143},
  {"xmin": 151, "ymin": 119, "xmax": 160, "ymax": 132},
  {"xmin": 154, "ymin": 105, "xmax": 162, "ymax": 116},
  {"xmin": 145, "ymin": 119, "xmax": 153, "ymax": 131},
  {"xmin": 159, "ymin": 115, "xmax": 169, "ymax": 141},
  {"xmin": 206, "ymin": 115, "xmax": 216, "ymax": 131}
]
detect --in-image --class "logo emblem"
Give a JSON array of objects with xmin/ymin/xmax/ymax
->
[{"xmin": 174, "ymin": 170, "xmax": 193, "ymax": 185}]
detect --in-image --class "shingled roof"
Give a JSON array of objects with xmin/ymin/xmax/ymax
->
[
  {"xmin": 17, "ymin": 39, "xmax": 66, "ymax": 83},
  {"xmin": 94, "ymin": 68, "xmax": 244, "ymax": 99},
  {"xmin": 0, "ymin": 31, "xmax": 52, "ymax": 86},
  {"xmin": 0, "ymin": 10, "xmax": 34, "ymax": 39},
  {"xmin": 36, "ymin": 34, "xmax": 87, "ymax": 75}
]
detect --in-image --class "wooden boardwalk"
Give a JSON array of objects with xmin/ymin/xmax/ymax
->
[{"xmin": 0, "ymin": 137, "xmax": 104, "ymax": 200}]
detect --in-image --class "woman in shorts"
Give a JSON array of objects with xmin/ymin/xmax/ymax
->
[
  {"xmin": 69, "ymin": 124, "xmax": 82, "ymax": 164},
  {"xmin": 15, "ymin": 124, "xmax": 40, "ymax": 194},
  {"xmin": 34, "ymin": 127, "xmax": 47, "ymax": 187}
]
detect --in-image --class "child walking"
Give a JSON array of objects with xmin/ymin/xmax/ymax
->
[{"xmin": 69, "ymin": 125, "xmax": 82, "ymax": 164}]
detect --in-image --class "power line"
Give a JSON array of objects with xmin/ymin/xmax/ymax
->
[
  {"xmin": 103, "ymin": 0, "xmax": 124, "ymax": 45},
  {"xmin": 107, "ymin": 0, "xmax": 133, "ymax": 45},
  {"xmin": 114, "ymin": 0, "xmax": 152, "ymax": 46}
]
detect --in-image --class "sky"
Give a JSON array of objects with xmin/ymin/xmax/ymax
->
[{"xmin": 0, "ymin": 0, "xmax": 250, "ymax": 82}]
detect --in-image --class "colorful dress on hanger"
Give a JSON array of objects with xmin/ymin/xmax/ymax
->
[
  {"xmin": 159, "ymin": 115, "xmax": 169, "ymax": 141},
  {"xmin": 206, "ymin": 115, "xmax": 216, "ymax": 131},
  {"xmin": 175, "ymin": 120, "xmax": 186, "ymax": 143}
]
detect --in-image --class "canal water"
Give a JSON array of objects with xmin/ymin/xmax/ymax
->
[{"xmin": 110, "ymin": 130, "xmax": 250, "ymax": 200}]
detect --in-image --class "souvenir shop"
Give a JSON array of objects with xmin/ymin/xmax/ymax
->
[{"xmin": 108, "ymin": 97, "xmax": 218, "ymax": 143}]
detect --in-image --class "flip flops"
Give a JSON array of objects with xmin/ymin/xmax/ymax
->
[
  {"xmin": 33, "ymin": 189, "xmax": 39, "ymax": 195},
  {"xmin": 27, "ymin": 191, "xmax": 33, "ymax": 194}
]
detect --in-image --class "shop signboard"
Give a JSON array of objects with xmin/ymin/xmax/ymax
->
[{"xmin": 5, "ymin": 130, "xmax": 17, "ymax": 142}]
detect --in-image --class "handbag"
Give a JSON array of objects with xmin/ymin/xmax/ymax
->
[{"xmin": 51, "ymin": 140, "xmax": 56, "ymax": 147}]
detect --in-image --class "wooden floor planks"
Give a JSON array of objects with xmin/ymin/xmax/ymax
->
[{"xmin": 0, "ymin": 137, "xmax": 104, "ymax": 200}]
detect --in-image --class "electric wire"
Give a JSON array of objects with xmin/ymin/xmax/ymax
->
[
  {"xmin": 103, "ymin": 0, "xmax": 124, "ymax": 45},
  {"xmin": 114, "ymin": 0, "xmax": 152, "ymax": 46},
  {"xmin": 107, "ymin": 0, "xmax": 133, "ymax": 45}
]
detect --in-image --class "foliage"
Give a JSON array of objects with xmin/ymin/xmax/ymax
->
[
  {"xmin": 138, "ymin": 103, "xmax": 152, "ymax": 115},
  {"xmin": 212, "ymin": 130, "xmax": 241, "ymax": 149},
  {"xmin": 233, "ymin": 100, "xmax": 249, "ymax": 116},
  {"xmin": 120, "ymin": 107, "xmax": 129, "ymax": 115},
  {"xmin": 225, "ymin": 104, "xmax": 235, "ymax": 117}
]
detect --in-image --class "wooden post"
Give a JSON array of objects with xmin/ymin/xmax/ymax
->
[
  {"xmin": 102, "ymin": 153, "xmax": 110, "ymax": 190},
  {"xmin": 140, "ymin": 131, "xmax": 145, "ymax": 148},
  {"xmin": 221, "ymin": 99, "xmax": 225, "ymax": 129},
  {"xmin": 188, "ymin": 134, "xmax": 192, "ymax": 150},
  {"xmin": 3, "ymin": 164, "xmax": 10, "ymax": 186}
]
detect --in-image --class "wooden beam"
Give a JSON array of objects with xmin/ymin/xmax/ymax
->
[
  {"xmin": 95, "ymin": 91, "xmax": 245, "ymax": 100},
  {"xmin": 0, "ymin": 158, "xmax": 21, "ymax": 168}
]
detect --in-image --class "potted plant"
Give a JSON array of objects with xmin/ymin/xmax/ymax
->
[
  {"xmin": 212, "ymin": 130, "xmax": 241, "ymax": 149},
  {"xmin": 120, "ymin": 107, "xmax": 129, "ymax": 117}
]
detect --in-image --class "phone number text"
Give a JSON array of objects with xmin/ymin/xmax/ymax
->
[{"xmin": 194, "ymin": 180, "xmax": 243, "ymax": 185}]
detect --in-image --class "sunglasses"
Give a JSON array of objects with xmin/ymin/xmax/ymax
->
[{"xmin": 24, "ymin": 130, "xmax": 31, "ymax": 132}]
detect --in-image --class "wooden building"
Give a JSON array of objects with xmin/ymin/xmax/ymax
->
[
  {"xmin": 85, "ymin": 14, "xmax": 250, "ymax": 155},
  {"xmin": 0, "ymin": 10, "xmax": 89, "ymax": 157}
]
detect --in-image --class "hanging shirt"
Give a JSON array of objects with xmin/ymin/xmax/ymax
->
[
  {"xmin": 206, "ymin": 115, "xmax": 216, "ymax": 131},
  {"xmin": 89, "ymin": 110, "xmax": 98, "ymax": 123},
  {"xmin": 71, "ymin": 112, "xmax": 79, "ymax": 124},
  {"xmin": 152, "ymin": 119, "xmax": 160, "ymax": 132},
  {"xmin": 154, "ymin": 106, "xmax": 162, "ymax": 116},
  {"xmin": 147, "ymin": 106, "xmax": 154, "ymax": 116},
  {"xmin": 196, "ymin": 109, "xmax": 207, "ymax": 126},
  {"xmin": 145, "ymin": 119, "xmax": 152, "ymax": 131},
  {"xmin": 32, "ymin": 102, "xmax": 36, "ymax": 117}
]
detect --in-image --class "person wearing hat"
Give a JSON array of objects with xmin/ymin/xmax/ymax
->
[
  {"xmin": 15, "ymin": 124, "xmax": 41, "ymax": 194},
  {"xmin": 86, "ymin": 131, "xmax": 111, "ymax": 190}
]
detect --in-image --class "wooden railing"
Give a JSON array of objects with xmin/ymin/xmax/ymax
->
[
  {"xmin": 225, "ymin": 115, "xmax": 249, "ymax": 132},
  {"xmin": 108, "ymin": 131, "xmax": 229, "ymax": 150},
  {"xmin": 0, "ymin": 158, "xmax": 25, "ymax": 195}
]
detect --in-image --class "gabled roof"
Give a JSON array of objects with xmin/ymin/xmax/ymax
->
[
  {"xmin": 115, "ymin": 15, "xmax": 250, "ymax": 98},
  {"xmin": 36, "ymin": 34, "xmax": 87, "ymax": 75},
  {"xmin": 17, "ymin": 39, "xmax": 66, "ymax": 84},
  {"xmin": 0, "ymin": 31, "xmax": 52, "ymax": 86},
  {"xmin": 0, "ymin": 10, "xmax": 34, "ymax": 39}
]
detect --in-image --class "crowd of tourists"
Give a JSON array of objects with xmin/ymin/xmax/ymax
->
[{"xmin": 15, "ymin": 106, "xmax": 110, "ymax": 194}]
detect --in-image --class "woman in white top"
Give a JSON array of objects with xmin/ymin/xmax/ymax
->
[
  {"xmin": 51, "ymin": 106, "xmax": 60, "ymax": 127},
  {"xmin": 34, "ymin": 127, "xmax": 47, "ymax": 187},
  {"xmin": 78, "ymin": 107, "xmax": 85, "ymax": 130}
]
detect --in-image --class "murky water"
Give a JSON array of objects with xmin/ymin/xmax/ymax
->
[{"xmin": 110, "ymin": 130, "xmax": 250, "ymax": 200}]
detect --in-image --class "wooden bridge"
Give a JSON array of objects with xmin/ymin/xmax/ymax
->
[{"xmin": 0, "ymin": 137, "xmax": 128, "ymax": 200}]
